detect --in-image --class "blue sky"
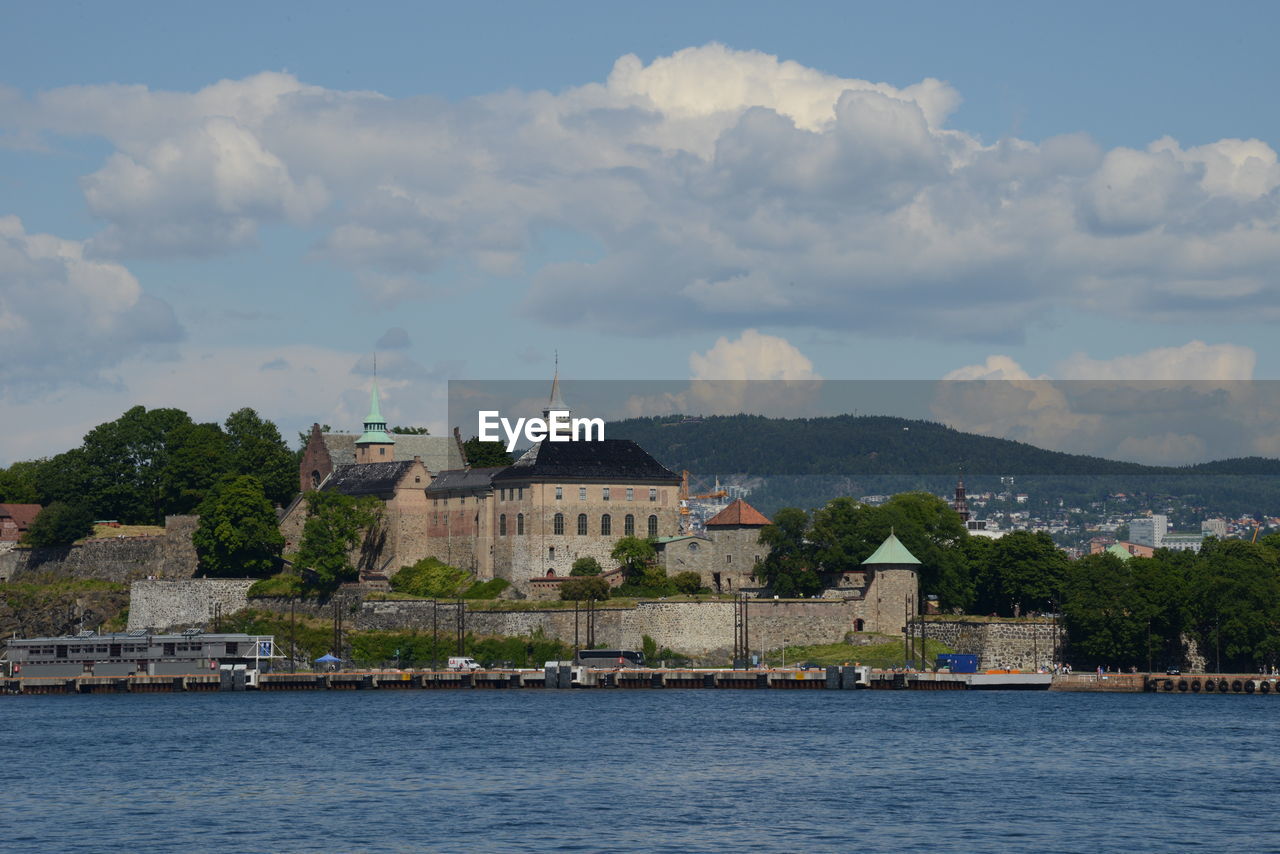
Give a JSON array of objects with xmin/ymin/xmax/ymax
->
[{"xmin": 3, "ymin": 2, "xmax": 1280, "ymax": 464}]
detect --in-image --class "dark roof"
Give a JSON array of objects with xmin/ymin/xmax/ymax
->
[
  {"xmin": 0, "ymin": 504, "xmax": 42, "ymax": 528},
  {"xmin": 320, "ymin": 432, "xmax": 463, "ymax": 474},
  {"xmin": 705, "ymin": 499, "xmax": 771, "ymax": 528},
  {"xmin": 427, "ymin": 467, "xmax": 503, "ymax": 494},
  {"xmin": 322, "ymin": 461, "xmax": 420, "ymax": 496},
  {"xmin": 491, "ymin": 440, "xmax": 680, "ymax": 484}
]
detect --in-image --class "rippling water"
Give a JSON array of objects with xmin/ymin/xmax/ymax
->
[{"xmin": 2, "ymin": 690, "xmax": 1277, "ymax": 852}]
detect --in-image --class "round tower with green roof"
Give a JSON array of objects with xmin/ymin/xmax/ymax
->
[{"xmin": 859, "ymin": 531, "xmax": 922, "ymax": 637}]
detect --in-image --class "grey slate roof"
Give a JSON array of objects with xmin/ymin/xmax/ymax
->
[
  {"xmin": 426, "ymin": 467, "xmax": 503, "ymax": 494},
  {"xmin": 491, "ymin": 440, "xmax": 679, "ymax": 484},
  {"xmin": 322, "ymin": 461, "xmax": 419, "ymax": 496},
  {"xmin": 321, "ymin": 433, "xmax": 462, "ymax": 474}
]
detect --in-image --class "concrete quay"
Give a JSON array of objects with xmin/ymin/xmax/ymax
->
[{"xmin": 1048, "ymin": 672, "xmax": 1280, "ymax": 694}]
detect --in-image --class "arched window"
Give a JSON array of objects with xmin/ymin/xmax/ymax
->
[
  {"xmin": 499, "ymin": 514, "xmax": 507, "ymax": 536},
  {"xmin": 553, "ymin": 513, "xmax": 564, "ymax": 535},
  {"xmin": 624, "ymin": 514, "xmax": 635, "ymax": 536},
  {"xmin": 310, "ymin": 470, "xmax": 321, "ymax": 489},
  {"xmin": 577, "ymin": 514, "xmax": 588, "ymax": 536},
  {"xmin": 854, "ymin": 618, "xmax": 865, "ymax": 632},
  {"xmin": 601, "ymin": 514, "xmax": 611, "ymax": 536},
  {"xmin": 517, "ymin": 513, "xmax": 525, "ymax": 535},
  {"xmin": 647, "ymin": 515, "xmax": 658, "ymax": 538}
]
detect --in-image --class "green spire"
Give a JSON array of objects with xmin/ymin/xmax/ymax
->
[
  {"xmin": 861, "ymin": 532, "xmax": 921, "ymax": 566},
  {"xmin": 357, "ymin": 380, "xmax": 394, "ymax": 445}
]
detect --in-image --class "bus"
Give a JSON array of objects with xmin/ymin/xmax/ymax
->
[{"xmin": 575, "ymin": 649, "xmax": 646, "ymax": 667}]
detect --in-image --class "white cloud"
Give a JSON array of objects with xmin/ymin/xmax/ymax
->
[
  {"xmin": 689, "ymin": 328, "xmax": 820, "ymax": 381},
  {"xmin": 9, "ymin": 45, "xmax": 1280, "ymax": 339},
  {"xmin": 0, "ymin": 216, "xmax": 181, "ymax": 393},
  {"xmin": 1057, "ymin": 340, "xmax": 1256, "ymax": 382}
]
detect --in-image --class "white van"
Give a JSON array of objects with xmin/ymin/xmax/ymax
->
[{"xmin": 447, "ymin": 656, "xmax": 482, "ymax": 672}]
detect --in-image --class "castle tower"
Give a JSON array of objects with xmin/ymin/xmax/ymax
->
[
  {"xmin": 543, "ymin": 357, "xmax": 571, "ymax": 426},
  {"xmin": 355, "ymin": 380, "xmax": 396, "ymax": 463},
  {"xmin": 861, "ymin": 532, "xmax": 921, "ymax": 636}
]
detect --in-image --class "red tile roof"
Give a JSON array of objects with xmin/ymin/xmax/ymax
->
[
  {"xmin": 0, "ymin": 503, "xmax": 42, "ymax": 539},
  {"xmin": 704, "ymin": 499, "xmax": 771, "ymax": 528}
]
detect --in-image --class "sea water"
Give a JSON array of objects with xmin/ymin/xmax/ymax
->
[{"xmin": 1, "ymin": 690, "xmax": 1276, "ymax": 852}]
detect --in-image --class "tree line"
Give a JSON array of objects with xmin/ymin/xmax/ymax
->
[{"xmin": 757, "ymin": 492, "xmax": 1280, "ymax": 672}]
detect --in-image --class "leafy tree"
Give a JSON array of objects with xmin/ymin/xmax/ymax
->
[
  {"xmin": 390, "ymin": 426, "xmax": 431, "ymax": 435},
  {"xmin": 611, "ymin": 536, "xmax": 656, "ymax": 580},
  {"xmin": 192, "ymin": 476, "xmax": 284, "ymax": 578},
  {"xmin": 560, "ymin": 576, "xmax": 610, "ymax": 601},
  {"xmin": 975, "ymin": 531, "xmax": 1068, "ymax": 617},
  {"xmin": 33, "ymin": 448, "xmax": 93, "ymax": 509},
  {"xmin": 21, "ymin": 502, "xmax": 94, "ymax": 547},
  {"xmin": 293, "ymin": 491, "xmax": 383, "ymax": 589},
  {"xmin": 757, "ymin": 507, "xmax": 821, "ymax": 596},
  {"xmin": 391, "ymin": 557, "xmax": 473, "ymax": 598},
  {"xmin": 462, "ymin": 436, "xmax": 514, "ymax": 468},
  {"xmin": 159, "ymin": 422, "xmax": 229, "ymax": 515},
  {"xmin": 224, "ymin": 408, "xmax": 296, "ymax": 506},
  {"xmin": 570, "ymin": 556, "xmax": 603, "ymax": 576},
  {"xmin": 1187, "ymin": 539, "xmax": 1280, "ymax": 671},
  {"xmin": 79, "ymin": 405, "xmax": 194, "ymax": 524},
  {"xmin": 0, "ymin": 460, "xmax": 41, "ymax": 504}
]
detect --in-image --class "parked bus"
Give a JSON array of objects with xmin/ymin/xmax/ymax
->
[{"xmin": 575, "ymin": 649, "xmax": 645, "ymax": 667}]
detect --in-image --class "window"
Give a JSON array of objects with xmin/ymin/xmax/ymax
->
[
  {"xmin": 626, "ymin": 488, "xmax": 634, "ymax": 501},
  {"xmin": 688, "ymin": 542, "xmax": 698, "ymax": 551},
  {"xmin": 499, "ymin": 514, "xmax": 507, "ymax": 536},
  {"xmin": 310, "ymin": 470, "xmax": 321, "ymax": 488},
  {"xmin": 754, "ymin": 554, "xmax": 762, "ymax": 564},
  {"xmin": 647, "ymin": 515, "xmax": 658, "ymax": 538},
  {"xmin": 554, "ymin": 513, "xmax": 565, "ymax": 535},
  {"xmin": 517, "ymin": 513, "xmax": 525, "ymax": 535},
  {"xmin": 649, "ymin": 488, "xmax": 658, "ymax": 502},
  {"xmin": 577, "ymin": 514, "xmax": 588, "ymax": 535},
  {"xmin": 725, "ymin": 554, "xmax": 733, "ymax": 564},
  {"xmin": 602, "ymin": 487, "xmax": 610, "ymax": 501},
  {"xmin": 624, "ymin": 514, "xmax": 635, "ymax": 536},
  {"xmin": 555, "ymin": 487, "xmax": 563, "ymax": 500},
  {"xmin": 549, "ymin": 546, "xmax": 556, "ymax": 561},
  {"xmin": 579, "ymin": 487, "xmax": 587, "ymax": 501},
  {"xmin": 379, "ymin": 447, "xmax": 386, "ymax": 456},
  {"xmin": 601, "ymin": 514, "xmax": 611, "ymax": 536}
]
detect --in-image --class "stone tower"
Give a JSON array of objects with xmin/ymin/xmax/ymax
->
[{"xmin": 354, "ymin": 380, "xmax": 396, "ymax": 464}]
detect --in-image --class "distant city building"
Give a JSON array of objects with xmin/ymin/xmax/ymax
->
[
  {"xmin": 1129, "ymin": 514, "xmax": 1167, "ymax": 549},
  {"xmin": 1162, "ymin": 533, "xmax": 1205, "ymax": 553},
  {"xmin": 1201, "ymin": 518, "xmax": 1227, "ymax": 539}
]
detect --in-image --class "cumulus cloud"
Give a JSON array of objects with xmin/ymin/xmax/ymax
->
[
  {"xmin": 0, "ymin": 216, "xmax": 182, "ymax": 394},
  {"xmin": 933, "ymin": 343, "xmax": 1273, "ymax": 464},
  {"xmin": 9, "ymin": 45, "xmax": 1280, "ymax": 338}
]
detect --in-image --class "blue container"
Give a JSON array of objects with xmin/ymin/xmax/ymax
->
[{"xmin": 936, "ymin": 653, "xmax": 979, "ymax": 673}]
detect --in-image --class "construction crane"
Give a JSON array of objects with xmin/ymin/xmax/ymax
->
[{"xmin": 678, "ymin": 470, "xmax": 729, "ymax": 534}]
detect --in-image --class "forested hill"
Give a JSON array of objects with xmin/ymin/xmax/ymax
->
[{"xmin": 605, "ymin": 414, "xmax": 1280, "ymax": 477}]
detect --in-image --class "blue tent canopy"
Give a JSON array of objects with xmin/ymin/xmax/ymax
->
[{"xmin": 315, "ymin": 653, "xmax": 341, "ymax": 663}]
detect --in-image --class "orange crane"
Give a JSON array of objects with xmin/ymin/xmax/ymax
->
[{"xmin": 678, "ymin": 471, "xmax": 729, "ymax": 533}]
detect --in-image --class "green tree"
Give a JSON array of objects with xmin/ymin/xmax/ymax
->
[
  {"xmin": 757, "ymin": 506, "xmax": 821, "ymax": 596},
  {"xmin": 560, "ymin": 576, "xmax": 610, "ymax": 601},
  {"xmin": 391, "ymin": 557, "xmax": 473, "ymax": 597},
  {"xmin": 975, "ymin": 531, "xmax": 1068, "ymax": 617},
  {"xmin": 79, "ymin": 405, "xmax": 194, "ymax": 524},
  {"xmin": 225, "ymin": 408, "xmax": 296, "ymax": 506},
  {"xmin": 390, "ymin": 426, "xmax": 431, "ymax": 435},
  {"xmin": 0, "ymin": 460, "xmax": 41, "ymax": 504},
  {"xmin": 293, "ymin": 491, "xmax": 383, "ymax": 589},
  {"xmin": 462, "ymin": 436, "xmax": 514, "ymax": 468},
  {"xmin": 1187, "ymin": 539, "xmax": 1280, "ymax": 671},
  {"xmin": 159, "ymin": 421, "xmax": 229, "ymax": 515},
  {"xmin": 21, "ymin": 502, "xmax": 94, "ymax": 547},
  {"xmin": 192, "ymin": 476, "xmax": 284, "ymax": 577},
  {"xmin": 570, "ymin": 556, "xmax": 603, "ymax": 576},
  {"xmin": 611, "ymin": 536, "xmax": 656, "ymax": 580}
]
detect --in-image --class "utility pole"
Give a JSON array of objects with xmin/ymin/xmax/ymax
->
[
  {"xmin": 574, "ymin": 599, "xmax": 580, "ymax": 652},
  {"xmin": 904, "ymin": 595, "xmax": 910, "ymax": 669},
  {"xmin": 290, "ymin": 596, "xmax": 296, "ymax": 674},
  {"xmin": 455, "ymin": 598, "xmax": 465, "ymax": 656},
  {"xmin": 431, "ymin": 599, "xmax": 439, "ymax": 671}
]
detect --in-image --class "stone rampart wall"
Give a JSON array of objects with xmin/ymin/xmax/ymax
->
[
  {"xmin": 0, "ymin": 516, "xmax": 200, "ymax": 583},
  {"xmin": 923, "ymin": 618, "xmax": 1065, "ymax": 671},
  {"xmin": 127, "ymin": 578, "xmax": 256, "ymax": 631}
]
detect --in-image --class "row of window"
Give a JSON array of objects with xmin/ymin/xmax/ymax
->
[
  {"xmin": 497, "ymin": 513, "xmax": 659, "ymax": 538},
  {"xmin": 553, "ymin": 486, "xmax": 659, "ymax": 502}
]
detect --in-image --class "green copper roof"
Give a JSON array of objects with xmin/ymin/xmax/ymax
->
[
  {"xmin": 861, "ymin": 532, "xmax": 921, "ymax": 566},
  {"xmin": 356, "ymin": 381, "xmax": 395, "ymax": 445},
  {"xmin": 1105, "ymin": 543, "xmax": 1133, "ymax": 561}
]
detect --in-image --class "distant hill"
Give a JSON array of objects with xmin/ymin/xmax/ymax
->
[{"xmin": 606, "ymin": 414, "xmax": 1280, "ymax": 516}]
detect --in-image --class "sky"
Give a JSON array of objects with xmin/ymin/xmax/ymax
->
[{"xmin": 3, "ymin": 1, "xmax": 1280, "ymax": 466}]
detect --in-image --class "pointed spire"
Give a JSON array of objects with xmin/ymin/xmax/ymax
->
[
  {"xmin": 357, "ymin": 358, "xmax": 394, "ymax": 446},
  {"xmin": 543, "ymin": 353, "xmax": 570, "ymax": 421}
]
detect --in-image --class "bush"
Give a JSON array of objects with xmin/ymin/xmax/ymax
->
[
  {"xmin": 247, "ymin": 572, "xmax": 304, "ymax": 598},
  {"xmin": 671, "ymin": 571, "xmax": 704, "ymax": 595},
  {"xmin": 560, "ymin": 576, "xmax": 610, "ymax": 601},
  {"xmin": 391, "ymin": 557, "xmax": 474, "ymax": 598},
  {"xmin": 463, "ymin": 578, "xmax": 510, "ymax": 599},
  {"xmin": 21, "ymin": 502, "xmax": 93, "ymax": 547},
  {"xmin": 570, "ymin": 557, "xmax": 603, "ymax": 576}
]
